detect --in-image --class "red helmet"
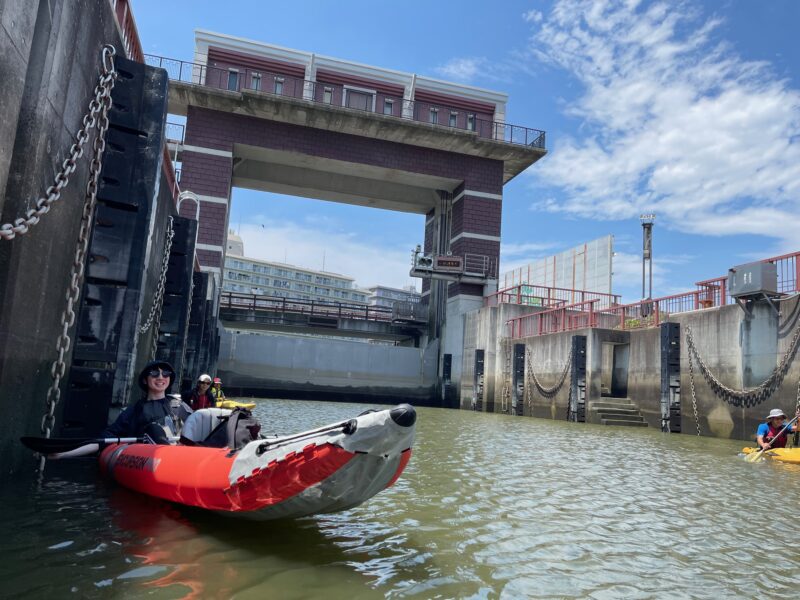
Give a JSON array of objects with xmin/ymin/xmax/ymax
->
[{"xmin": 213, "ymin": 377, "xmax": 222, "ymax": 384}]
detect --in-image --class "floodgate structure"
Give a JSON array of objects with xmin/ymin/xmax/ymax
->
[{"xmin": 1, "ymin": 0, "xmax": 799, "ymax": 477}]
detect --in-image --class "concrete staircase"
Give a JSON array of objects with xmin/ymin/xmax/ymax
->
[{"xmin": 591, "ymin": 397, "xmax": 648, "ymax": 427}]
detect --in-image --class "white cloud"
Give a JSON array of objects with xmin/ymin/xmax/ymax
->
[
  {"xmin": 525, "ymin": 0, "xmax": 800, "ymax": 247},
  {"xmin": 238, "ymin": 223, "xmax": 418, "ymax": 291},
  {"xmin": 523, "ymin": 9, "xmax": 543, "ymax": 23},
  {"xmin": 434, "ymin": 57, "xmax": 489, "ymax": 82}
]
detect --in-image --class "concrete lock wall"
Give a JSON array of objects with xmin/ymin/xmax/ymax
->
[
  {"xmin": 217, "ymin": 328, "xmax": 437, "ymax": 405},
  {"xmin": 0, "ymin": 0, "xmax": 123, "ymax": 475},
  {"xmin": 459, "ymin": 296, "xmax": 800, "ymax": 441}
]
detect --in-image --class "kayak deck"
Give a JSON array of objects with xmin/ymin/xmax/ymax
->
[{"xmin": 742, "ymin": 447, "xmax": 800, "ymax": 464}]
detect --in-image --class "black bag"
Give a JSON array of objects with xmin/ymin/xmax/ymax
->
[{"xmin": 201, "ymin": 408, "xmax": 261, "ymax": 450}]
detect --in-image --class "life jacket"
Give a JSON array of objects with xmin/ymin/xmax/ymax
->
[
  {"xmin": 764, "ymin": 422, "xmax": 789, "ymax": 448},
  {"xmin": 211, "ymin": 386, "xmax": 225, "ymax": 400},
  {"xmin": 189, "ymin": 389, "xmax": 215, "ymax": 410}
]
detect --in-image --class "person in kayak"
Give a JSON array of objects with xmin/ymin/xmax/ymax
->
[
  {"xmin": 49, "ymin": 360, "xmax": 180, "ymax": 458},
  {"xmin": 211, "ymin": 377, "xmax": 226, "ymax": 404},
  {"xmin": 182, "ymin": 373, "xmax": 215, "ymax": 411},
  {"xmin": 756, "ymin": 408, "xmax": 800, "ymax": 450}
]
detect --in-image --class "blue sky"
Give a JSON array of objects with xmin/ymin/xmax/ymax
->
[{"xmin": 135, "ymin": 0, "xmax": 800, "ymax": 301}]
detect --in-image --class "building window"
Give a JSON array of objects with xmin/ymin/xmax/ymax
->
[
  {"xmin": 467, "ymin": 114, "xmax": 475, "ymax": 131},
  {"xmin": 449, "ymin": 111, "xmax": 458, "ymax": 127},
  {"xmin": 274, "ymin": 77, "xmax": 284, "ymax": 95},
  {"xmin": 429, "ymin": 108, "xmax": 438, "ymax": 124},
  {"xmin": 383, "ymin": 99, "xmax": 394, "ymax": 115},
  {"xmin": 323, "ymin": 87, "xmax": 333, "ymax": 104},
  {"xmin": 227, "ymin": 70, "xmax": 239, "ymax": 91},
  {"xmin": 345, "ymin": 88, "xmax": 374, "ymax": 112},
  {"xmin": 251, "ymin": 72, "xmax": 261, "ymax": 91}
]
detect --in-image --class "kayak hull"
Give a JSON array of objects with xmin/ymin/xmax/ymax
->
[
  {"xmin": 216, "ymin": 400, "xmax": 256, "ymax": 410},
  {"xmin": 742, "ymin": 447, "xmax": 800, "ymax": 464},
  {"xmin": 99, "ymin": 405, "xmax": 415, "ymax": 519}
]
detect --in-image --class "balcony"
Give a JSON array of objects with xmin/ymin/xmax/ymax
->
[{"xmin": 145, "ymin": 54, "xmax": 545, "ymax": 149}]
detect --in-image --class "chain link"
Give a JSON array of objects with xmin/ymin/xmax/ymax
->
[
  {"xmin": 139, "ymin": 216, "xmax": 175, "ymax": 359},
  {"xmin": 500, "ymin": 339, "xmax": 511, "ymax": 413},
  {"xmin": 526, "ymin": 346, "xmax": 573, "ymax": 400},
  {"xmin": 687, "ymin": 344, "xmax": 702, "ymax": 436},
  {"xmin": 3, "ymin": 47, "xmax": 118, "ymax": 242},
  {"xmin": 685, "ymin": 323, "xmax": 800, "ymax": 408},
  {"xmin": 40, "ymin": 46, "xmax": 118, "ymax": 446}
]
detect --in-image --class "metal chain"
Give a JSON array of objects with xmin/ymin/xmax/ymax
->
[
  {"xmin": 687, "ymin": 346, "xmax": 702, "ymax": 436},
  {"xmin": 40, "ymin": 46, "xmax": 118, "ymax": 445},
  {"xmin": 2, "ymin": 48, "xmax": 118, "ymax": 241},
  {"xmin": 685, "ymin": 323, "xmax": 800, "ymax": 408},
  {"xmin": 139, "ymin": 216, "xmax": 175, "ymax": 359},
  {"xmin": 500, "ymin": 339, "xmax": 511, "ymax": 413},
  {"xmin": 526, "ymin": 346, "xmax": 573, "ymax": 399}
]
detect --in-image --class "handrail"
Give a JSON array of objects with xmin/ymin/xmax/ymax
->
[
  {"xmin": 143, "ymin": 54, "xmax": 546, "ymax": 149},
  {"xmin": 219, "ymin": 292, "xmax": 395, "ymax": 323}
]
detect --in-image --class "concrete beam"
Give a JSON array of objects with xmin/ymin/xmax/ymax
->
[
  {"xmin": 232, "ymin": 157, "xmax": 439, "ymax": 214},
  {"xmin": 167, "ymin": 82, "xmax": 545, "ymax": 183}
]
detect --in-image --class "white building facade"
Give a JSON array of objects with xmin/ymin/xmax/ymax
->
[{"xmin": 223, "ymin": 233, "xmax": 368, "ymax": 304}]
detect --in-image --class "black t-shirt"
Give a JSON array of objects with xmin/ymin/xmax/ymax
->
[{"xmin": 102, "ymin": 397, "xmax": 176, "ymax": 438}]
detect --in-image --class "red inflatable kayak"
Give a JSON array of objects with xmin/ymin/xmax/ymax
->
[{"xmin": 98, "ymin": 404, "xmax": 415, "ymax": 520}]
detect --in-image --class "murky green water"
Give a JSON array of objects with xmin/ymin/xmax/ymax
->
[{"xmin": 2, "ymin": 399, "xmax": 800, "ymax": 599}]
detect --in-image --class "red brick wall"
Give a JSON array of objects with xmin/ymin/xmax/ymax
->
[{"xmin": 181, "ymin": 106, "xmax": 504, "ymax": 291}]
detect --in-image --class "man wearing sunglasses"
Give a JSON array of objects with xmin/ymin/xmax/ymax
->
[
  {"xmin": 182, "ymin": 373, "xmax": 216, "ymax": 411},
  {"xmin": 100, "ymin": 360, "xmax": 180, "ymax": 443}
]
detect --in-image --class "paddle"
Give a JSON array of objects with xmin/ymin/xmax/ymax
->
[{"xmin": 745, "ymin": 415, "xmax": 799, "ymax": 463}]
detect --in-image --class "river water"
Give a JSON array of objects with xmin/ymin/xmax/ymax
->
[{"xmin": 2, "ymin": 399, "xmax": 799, "ymax": 599}]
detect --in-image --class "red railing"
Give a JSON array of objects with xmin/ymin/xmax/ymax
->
[
  {"xmin": 110, "ymin": 1, "xmax": 180, "ymax": 202},
  {"xmin": 597, "ymin": 301, "xmax": 661, "ymax": 331},
  {"xmin": 502, "ymin": 250, "xmax": 800, "ymax": 337},
  {"xmin": 506, "ymin": 300, "xmax": 599, "ymax": 339},
  {"xmin": 486, "ymin": 284, "xmax": 620, "ymax": 310}
]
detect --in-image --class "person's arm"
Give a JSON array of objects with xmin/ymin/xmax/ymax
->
[
  {"xmin": 102, "ymin": 404, "xmax": 135, "ymax": 438},
  {"xmin": 48, "ymin": 443, "xmax": 100, "ymax": 459},
  {"xmin": 756, "ymin": 423, "xmax": 770, "ymax": 449}
]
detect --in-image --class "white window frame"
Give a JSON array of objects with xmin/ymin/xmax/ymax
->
[
  {"xmin": 227, "ymin": 69, "xmax": 239, "ymax": 91},
  {"xmin": 342, "ymin": 84, "xmax": 377, "ymax": 112},
  {"xmin": 274, "ymin": 76, "xmax": 284, "ymax": 95},
  {"xmin": 467, "ymin": 113, "xmax": 476, "ymax": 131},
  {"xmin": 429, "ymin": 107, "xmax": 439, "ymax": 124},
  {"xmin": 323, "ymin": 86, "xmax": 333, "ymax": 104},
  {"xmin": 449, "ymin": 111, "xmax": 458, "ymax": 127},
  {"xmin": 251, "ymin": 72, "xmax": 261, "ymax": 91},
  {"xmin": 383, "ymin": 99, "xmax": 394, "ymax": 115}
]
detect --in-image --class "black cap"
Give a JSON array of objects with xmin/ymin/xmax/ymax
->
[{"xmin": 137, "ymin": 360, "xmax": 176, "ymax": 391}]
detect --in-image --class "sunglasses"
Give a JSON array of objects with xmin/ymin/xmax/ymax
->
[
  {"xmin": 147, "ymin": 369, "xmax": 174, "ymax": 378},
  {"xmin": 199, "ymin": 381, "xmax": 211, "ymax": 385}
]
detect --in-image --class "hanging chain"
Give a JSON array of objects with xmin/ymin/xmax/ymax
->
[
  {"xmin": 526, "ymin": 346, "xmax": 573, "ymax": 399},
  {"xmin": 40, "ymin": 45, "xmax": 118, "ymax": 445},
  {"xmin": 2, "ymin": 48, "xmax": 118, "ymax": 241},
  {"xmin": 139, "ymin": 216, "xmax": 175, "ymax": 359},
  {"xmin": 685, "ymin": 323, "xmax": 800, "ymax": 408},
  {"xmin": 500, "ymin": 339, "xmax": 511, "ymax": 413},
  {"xmin": 686, "ymin": 346, "xmax": 702, "ymax": 436}
]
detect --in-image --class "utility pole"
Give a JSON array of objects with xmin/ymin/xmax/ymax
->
[{"xmin": 640, "ymin": 214, "xmax": 655, "ymax": 299}]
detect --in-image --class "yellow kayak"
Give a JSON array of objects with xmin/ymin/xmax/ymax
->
[
  {"xmin": 742, "ymin": 447, "xmax": 800, "ymax": 464},
  {"xmin": 216, "ymin": 399, "xmax": 256, "ymax": 410}
]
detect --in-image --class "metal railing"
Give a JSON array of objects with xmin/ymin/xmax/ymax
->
[
  {"xmin": 464, "ymin": 254, "xmax": 499, "ymax": 278},
  {"xmin": 507, "ymin": 300, "xmax": 599, "ymax": 338},
  {"xmin": 219, "ymin": 292, "xmax": 395, "ymax": 323},
  {"xmin": 486, "ymin": 284, "xmax": 621, "ymax": 310},
  {"xmin": 502, "ymin": 250, "xmax": 800, "ymax": 337},
  {"xmin": 143, "ymin": 54, "xmax": 546, "ymax": 149}
]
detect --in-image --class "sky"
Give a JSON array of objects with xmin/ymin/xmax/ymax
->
[{"xmin": 134, "ymin": 0, "xmax": 800, "ymax": 301}]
